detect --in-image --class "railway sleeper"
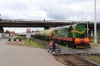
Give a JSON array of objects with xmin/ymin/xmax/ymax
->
[
  {"xmin": 66, "ymin": 57, "xmax": 89, "ymax": 66},
  {"xmin": 53, "ymin": 54, "xmax": 99, "ymax": 66},
  {"xmin": 60, "ymin": 55, "xmax": 97, "ymax": 66}
]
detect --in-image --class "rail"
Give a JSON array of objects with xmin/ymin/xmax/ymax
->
[{"xmin": 53, "ymin": 54, "xmax": 100, "ymax": 66}]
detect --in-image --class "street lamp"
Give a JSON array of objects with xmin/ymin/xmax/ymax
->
[{"xmin": 94, "ymin": 0, "xmax": 97, "ymax": 43}]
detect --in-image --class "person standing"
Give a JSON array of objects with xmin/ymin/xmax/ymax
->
[
  {"xmin": 48, "ymin": 40, "xmax": 56, "ymax": 53},
  {"xmin": 48, "ymin": 40, "xmax": 53, "ymax": 52},
  {"xmin": 52, "ymin": 40, "xmax": 56, "ymax": 52}
]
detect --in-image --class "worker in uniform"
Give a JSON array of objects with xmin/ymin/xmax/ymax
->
[{"xmin": 48, "ymin": 40, "xmax": 53, "ymax": 52}]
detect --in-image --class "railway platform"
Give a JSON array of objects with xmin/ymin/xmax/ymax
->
[{"xmin": 0, "ymin": 39, "xmax": 65, "ymax": 66}]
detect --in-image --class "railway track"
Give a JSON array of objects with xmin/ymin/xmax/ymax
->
[
  {"xmin": 31, "ymin": 38, "xmax": 100, "ymax": 66},
  {"xmin": 53, "ymin": 54, "xmax": 100, "ymax": 66}
]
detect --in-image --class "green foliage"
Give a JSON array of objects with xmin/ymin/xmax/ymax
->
[
  {"xmin": 5, "ymin": 30, "xmax": 9, "ymax": 34},
  {"xmin": 98, "ymin": 29, "xmax": 100, "ymax": 35},
  {"xmin": 90, "ymin": 43, "xmax": 100, "ymax": 46}
]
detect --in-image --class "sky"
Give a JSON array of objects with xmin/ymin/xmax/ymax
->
[{"xmin": 1, "ymin": 0, "xmax": 100, "ymax": 33}]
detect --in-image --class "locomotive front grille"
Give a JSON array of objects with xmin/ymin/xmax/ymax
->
[{"xmin": 81, "ymin": 42, "xmax": 86, "ymax": 45}]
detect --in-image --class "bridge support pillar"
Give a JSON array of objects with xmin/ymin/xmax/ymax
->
[
  {"xmin": 92, "ymin": 28, "xmax": 99, "ymax": 40},
  {"xmin": 0, "ymin": 27, "xmax": 4, "ymax": 39},
  {"xmin": 88, "ymin": 28, "xmax": 92, "ymax": 38},
  {"xmin": 44, "ymin": 26, "xmax": 51, "ymax": 29}
]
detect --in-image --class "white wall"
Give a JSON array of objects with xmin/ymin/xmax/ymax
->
[
  {"xmin": 4, "ymin": 34, "xmax": 9, "ymax": 37},
  {"xmin": 0, "ymin": 33, "xmax": 4, "ymax": 39}
]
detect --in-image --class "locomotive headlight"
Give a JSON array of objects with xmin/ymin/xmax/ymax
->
[
  {"xmin": 75, "ymin": 38, "xmax": 81, "ymax": 44},
  {"xmin": 84, "ymin": 38, "xmax": 90, "ymax": 44}
]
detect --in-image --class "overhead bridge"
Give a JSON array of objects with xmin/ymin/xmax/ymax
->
[
  {"xmin": 0, "ymin": 19, "xmax": 100, "ymax": 39},
  {"xmin": 0, "ymin": 19, "xmax": 79, "ymax": 27},
  {"xmin": 0, "ymin": 19, "xmax": 100, "ymax": 28}
]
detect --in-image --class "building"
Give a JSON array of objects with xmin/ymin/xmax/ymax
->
[
  {"xmin": 9, "ymin": 31, "xmax": 15, "ymax": 36},
  {"xmin": 26, "ymin": 29, "xmax": 31, "ymax": 33}
]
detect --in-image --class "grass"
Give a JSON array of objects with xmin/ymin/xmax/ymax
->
[
  {"xmin": 90, "ymin": 38, "xmax": 100, "ymax": 46},
  {"xmin": 90, "ymin": 43, "xmax": 100, "ymax": 46},
  {"xmin": 24, "ymin": 39, "xmax": 42, "ymax": 48},
  {"xmin": 4, "ymin": 36, "xmax": 12, "ymax": 38},
  {"xmin": 84, "ymin": 55, "xmax": 100, "ymax": 64},
  {"xmin": 16, "ymin": 36, "xmax": 42, "ymax": 48}
]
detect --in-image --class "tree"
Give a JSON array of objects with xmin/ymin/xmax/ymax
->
[
  {"xmin": 98, "ymin": 29, "xmax": 100, "ymax": 36},
  {"xmin": 5, "ymin": 30, "xmax": 9, "ymax": 34}
]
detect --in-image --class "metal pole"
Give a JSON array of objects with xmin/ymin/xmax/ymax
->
[
  {"xmin": 0, "ymin": 14, "xmax": 1, "ymax": 21},
  {"xmin": 94, "ymin": 0, "xmax": 97, "ymax": 43},
  {"xmin": 87, "ymin": 22, "xmax": 89, "ymax": 37},
  {"xmin": 49, "ymin": 5, "xmax": 51, "ymax": 20},
  {"xmin": 28, "ymin": 38, "xmax": 29, "ymax": 44}
]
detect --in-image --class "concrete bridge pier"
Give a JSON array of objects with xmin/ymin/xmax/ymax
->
[{"xmin": 0, "ymin": 27, "xmax": 4, "ymax": 39}]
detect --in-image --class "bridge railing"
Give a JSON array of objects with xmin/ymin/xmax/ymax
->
[
  {"xmin": 0, "ymin": 19, "xmax": 73, "ymax": 23},
  {"xmin": 0, "ymin": 19, "xmax": 100, "ymax": 23}
]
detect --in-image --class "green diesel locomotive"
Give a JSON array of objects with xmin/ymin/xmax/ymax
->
[{"xmin": 37, "ymin": 24, "xmax": 90, "ymax": 48}]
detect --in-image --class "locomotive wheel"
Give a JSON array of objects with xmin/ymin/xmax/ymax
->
[
  {"xmin": 70, "ymin": 42, "xmax": 76, "ymax": 48},
  {"xmin": 74, "ymin": 45, "xmax": 76, "ymax": 48},
  {"xmin": 68, "ymin": 44, "xmax": 70, "ymax": 47},
  {"xmin": 67, "ymin": 42, "xmax": 69, "ymax": 47},
  {"xmin": 71, "ymin": 42, "xmax": 75, "ymax": 48},
  {"xmin": 88, "ymin": 44, "xmax": 91, "ymax": 48},
  {"xmin": 64, "ymin": 41, "xmax": 66, "ymax": 45},
  {"xmin": 67, "ymin": 42, "xmax": 70, "ymax": 47}
]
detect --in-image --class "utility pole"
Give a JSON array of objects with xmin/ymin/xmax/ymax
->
[
  {"xmin": 0, "ymin": 14, "xmax": 1, "ymax": 21},
  {"xmin": 49, "ymin": 5, "xmax": 51, "ymax": 20},
  {"xmin": 94, "ymin": 0, "xmax": 97, "ymax": 43}
]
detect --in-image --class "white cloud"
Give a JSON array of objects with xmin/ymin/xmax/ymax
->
[
  {"xmin": 0, "ymin": 0, "xmax": 100, "ymax": 33},
  {"xmin": 68, "ymin": 1, "xmax": 94, "ymax": 12},
  {"xmin": 0, "ymin": 0, "xmax": 49, "ymax": 19}
]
